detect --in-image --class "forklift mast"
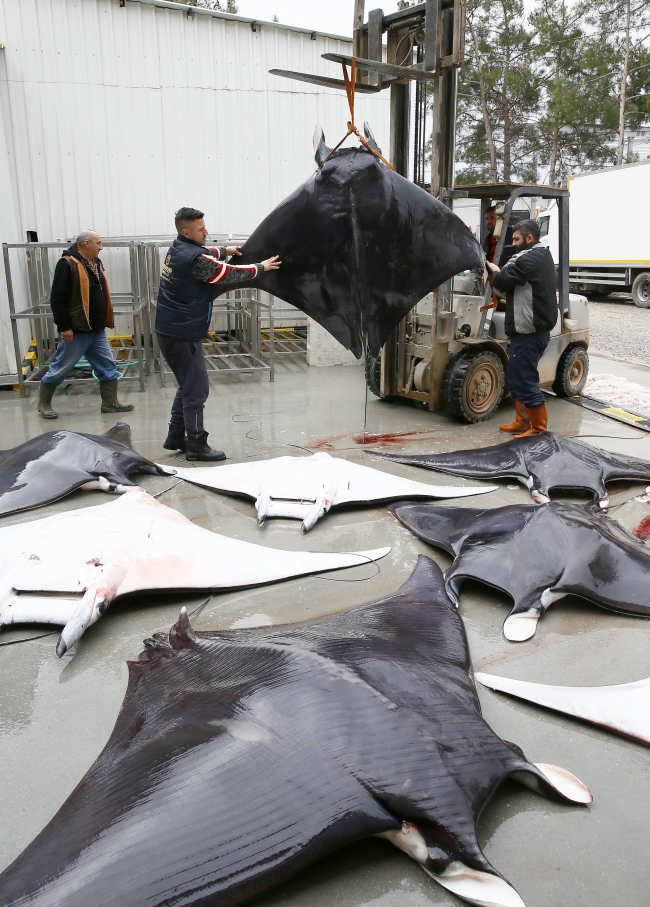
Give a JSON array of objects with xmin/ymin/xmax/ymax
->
[{"xmin": 271, "ymin": 3, "xmax": 588, "ymax": 422}]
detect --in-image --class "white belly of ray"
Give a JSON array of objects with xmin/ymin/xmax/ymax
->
[
  {"xmin": 476, "ymin": 672, "xmax": 650, "ymax": 745},
  {"xmin": 378, "ymin": 824, "xmax": 525, "ymax": 907},
  {"xmin": 168, "ymin": 452, "xmax": 496, "ymax": 531},
  {"xmin": 0, "ymin": 489, "xmax": 390, "ymax": 655}
]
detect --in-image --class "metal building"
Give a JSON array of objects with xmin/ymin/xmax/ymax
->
[{"xmin": 0, "ymin": 0, "xmax": 390, "ymax": 378}]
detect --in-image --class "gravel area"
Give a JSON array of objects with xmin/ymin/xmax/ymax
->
[{"xmin": 587, "ymin": 292, "xmax": 650, "ymax": 363}]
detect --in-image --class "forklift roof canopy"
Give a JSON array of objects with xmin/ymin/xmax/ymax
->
[{"xmin": 460, "ymin": 183, "xmax": 569, "ymax": 199}]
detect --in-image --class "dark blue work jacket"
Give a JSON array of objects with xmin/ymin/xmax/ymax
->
[{"xmin": 155, "ymin": 236, "xmax": 214, "ymax": 340}]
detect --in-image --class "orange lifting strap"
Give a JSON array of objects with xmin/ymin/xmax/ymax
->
[{"xmin": 320, "ymin": 58, "xmax": 395, "ymax": 171}]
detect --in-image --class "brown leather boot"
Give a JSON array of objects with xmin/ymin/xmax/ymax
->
[
  {"xmin": 500, "ymin": 399, "xmax": 530, "ymax": 434},
  {"xmin": 514, "ymin": 403, "xmax": 548, "ymax": 438}
]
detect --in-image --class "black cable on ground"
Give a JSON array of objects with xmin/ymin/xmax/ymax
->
[{"xmin": 0, "ymin": 631, "xmax": 57, "ymax": 647}]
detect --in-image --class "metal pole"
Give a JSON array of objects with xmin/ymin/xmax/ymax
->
[
  {"xmin": 3, "ymin": 244, "xmax": 25, "ymax": 396},
  {"xmin": 269, "ymin": 297, "xmax": 275, "ymax": 382},
  {"xmin": 558, "ymin": 195, "xmax": 569, "ymax": 317}
]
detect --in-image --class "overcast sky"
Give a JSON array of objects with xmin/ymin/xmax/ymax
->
[{"xmin": 235, "ymin": 1, "xmax": 406, "ymax": 37}]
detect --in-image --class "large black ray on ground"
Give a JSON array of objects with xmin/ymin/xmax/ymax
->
[
  {"xmin": 0, "ymin": 423, "xmax": 169, "ymax": 517},
  {"xmin": 390, "ymin": 500, "xmax": 650, "ymax": 642},
  {"xmin": 374, "ymin": 432, "xmax": 650, "ymax": 506},
  {"xmin": 214, "ymin": 126, "xmax": 484, "ymax": 357},
  {"xmin": 0, "ymin": 557, "xmax": 591, "ymax": 907}
]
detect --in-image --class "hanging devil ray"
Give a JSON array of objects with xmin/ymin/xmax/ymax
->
[
  {"xmin": 168, "ymin": 451, "xmax": 497, "ymax": 531},
  {"xmin": 0, "ymin": 423, "xmax": 172, "ymax": 517},
  {"xmin": 213, "ymin": 125, "xmax": 484, "ymax": 357},
  {"xmin": 389, "ymin": 500, "xmax": 650, "ymax": 641},
  {"xmin": 372, "ymin": 432, "xmax": 650, "ymax": 506},
  {"xmin": 0, "ymin": 489, "xmax": 389, "ymax": 657},
  {"xmin": 0, "ymin": 557, "xmax": 591, "ymax": 907},
  {"xmin": 476, "ymin": 671, "xmax": 650, "ymax": 746}
]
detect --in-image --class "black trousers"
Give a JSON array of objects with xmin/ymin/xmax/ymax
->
[
  {"xmin": 506, "ymin": 331, "xmax": 550, "ymax": 409},
  {"xmin": 156, "ymin": 334, "xmax": 209, "ymax": 438}
]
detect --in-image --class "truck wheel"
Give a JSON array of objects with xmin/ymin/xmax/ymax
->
[
  {"xmin": 441, "ymin": 351, "xmax": 505, "ymax": 423},
  {"xmin": 553, "ymin": 346, "xmax": 589, "ymax": 396},
  {"xmin": 632, "ymin": 272, "xmax": 650, "ymax": 308},
  {"xmin": 365, "ymin": 349, "xmax": 382, "ymax": 397}
]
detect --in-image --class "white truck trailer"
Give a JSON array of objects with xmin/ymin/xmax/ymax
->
[{"xmin": 537, "ymin": 159, "xmax": 650, "ymax": 307}]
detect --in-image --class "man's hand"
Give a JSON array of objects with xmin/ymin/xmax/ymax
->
[
  {"xmin": 486, "ymin": 261, "xmax": 500, "ymax": 274},
  {"xmin": 61, "ymin": 330, "xmax": 74, "ymax": 343},
  {"xmin": 226, "ymin": 246, "xmax": 242, "ymax": 257},
  {"xmin": 262, "ymin": 255, "xmax": 281, "ymax": 272}
]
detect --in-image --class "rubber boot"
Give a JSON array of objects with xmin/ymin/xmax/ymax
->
[
  {"xmin": 185, "ymin": 431, "xmax": 226, "ymax": 462},
  {"xmin": 99, "ymin": 378, "xmax": 134, "ymax": 413},
  {"xmin": 500, "ymin": 399, "xmax": 530, "ymax": 434},
  {"xmin": 514, "ymin": 403, "xmax": 548, "ymax": 438},
  {"xmin": 37, "ymin": 382, "xmax": 58, "ymax": 419},
  {"xmin": 163, "ymin": 422, "xmax": 187, "ymax": 452}
]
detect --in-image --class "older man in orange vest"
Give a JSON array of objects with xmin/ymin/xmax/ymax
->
[{"xmin": 38, "ymin": 230, "xmax": 133, "ymax": 419}]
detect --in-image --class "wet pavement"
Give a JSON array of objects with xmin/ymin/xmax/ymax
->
[{"xmin": 0, "ymin": 353, "xmax": 649, "ymax": 907}]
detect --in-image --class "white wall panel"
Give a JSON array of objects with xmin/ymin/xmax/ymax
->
[{"xmin": 0, "ymin": 0, "xmax": 390, "ymax": 375}]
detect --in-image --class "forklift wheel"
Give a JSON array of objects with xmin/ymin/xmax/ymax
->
[
  {"xmin": 365, "ymin": 349, "xmax": 382, "ymax": 397},
  {"xmin": 552, "ymin": 346, "xmax": 589, "ymax": 396},
  {"xmin": 441, "ymin": 351, "xmax": 505, "ymax": 423}
]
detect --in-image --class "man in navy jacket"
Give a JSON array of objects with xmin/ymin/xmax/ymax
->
[
  {"xmin": 488, "ymin": 219, "xmax": 558, "ymax": 437},
  {"xmin": 155, "ymin": 207, "xmax": 280, "ymax": 461}
]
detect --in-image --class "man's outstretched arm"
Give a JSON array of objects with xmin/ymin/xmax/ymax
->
[{"xmin": 191, "ymin": 251, "xmax": 281, "ymax": 286}]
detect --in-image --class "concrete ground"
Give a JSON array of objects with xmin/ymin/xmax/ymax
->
[
  {"xmin": 588, "ymin": 291, "xmax": 650, "ymax": 364},
  {"xmin": 0, "ymin": 352, "xmax": 649, "ymax": 907}
]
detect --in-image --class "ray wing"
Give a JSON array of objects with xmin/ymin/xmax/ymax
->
[
  {"xmin": 214, "ymin": 140, "xmax": 484, "ymax": 358},
  {"xmin": 0, "ymin": 490, "xmax": 389, "ymax": 657},
  {"xmin": 0, "ymin": 558, "xmax": 591, "ymax": 907},
  {"xmin": 371, "ymin": 443, "xmax": 528, "ymax": 482},
  {"xmin": 476, "ymin": 672, "xmax": 650, "ymax": 746},
  {"xmin": 0, "ymin": 424, "xmax": 167, "ymax": 516}
]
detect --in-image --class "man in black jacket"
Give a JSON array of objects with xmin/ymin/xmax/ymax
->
[
  {"xmin": 155, "ymin": 207, "xmax": 280, "ymax": 461},
  {"xmin": 37, "ymin": 231, "xmax": 133, "ymax": 419},
  {"xmin": 488, "ymin": 219, "xmax": 558, "ymax": 436}
]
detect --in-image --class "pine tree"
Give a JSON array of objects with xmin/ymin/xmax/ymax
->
[{"xmin": 456, "ymin": 0, "xmax": 540, "ymax": 183}]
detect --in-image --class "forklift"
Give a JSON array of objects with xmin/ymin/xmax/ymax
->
[{"xmin": 272, "ymin": 0, "xmax": 590, "ymax": 423}]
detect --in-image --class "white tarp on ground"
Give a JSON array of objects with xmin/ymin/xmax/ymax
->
[{"xmin": 584, "ymin": 373, "xmax": 650, "ymax": 418}]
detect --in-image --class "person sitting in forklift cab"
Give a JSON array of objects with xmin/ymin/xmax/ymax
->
[
  {"xmin": 487, "ymin": 219, "xmax": 558, "ymax": 437},
  {"xmin": 483, "ymin": 206, "xmax": 516, "ymax": 268}
]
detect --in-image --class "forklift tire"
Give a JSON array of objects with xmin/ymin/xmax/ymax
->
[
  {"xmin": 365, "ymin": 349, "xmax": 382, "ymax": 398},
  {"xmin": 632, "ymin": 272, "xmax": 650, "ymax": 308},
  {"xmin": 553, "ymin": 346, "xmax": 589, "ymax": 397},
  {"xmin": 441, "ymin": 351, "xmax": 505, "ymax": 423}
]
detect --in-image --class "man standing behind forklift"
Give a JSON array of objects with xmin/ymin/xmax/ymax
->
[{"xmin": 487, "ymin": 219, "xmax": 558, "ymax": 437}]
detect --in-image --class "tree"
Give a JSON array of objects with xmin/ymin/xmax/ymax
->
[
  {"xmin": 585, "ymin": 0, "xmax": 650, "ymax": 164},
  {"xmin": 531, "ymin": 0, "xmax": 619, "ymax": 183},
  {"xmin": 185, "ymin": 0, "xmax": 239, "ymax": 12},
  {"xmin": 456, "ymin": 0, "xmax": 541, "ymax": 184}
]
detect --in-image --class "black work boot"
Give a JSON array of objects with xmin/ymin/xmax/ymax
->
[
  {"xmin": 163, "ymin": 422, "xmax": 187, "ymax": 452},
  {"xmin": 37, "ymin": 382, "xmax": 58, "ymax": 419},
  {"xmin": 99, "ymin": 378, "xmax": 134, "ymax": 413},
  {"xmin": 185, "ymin": 431, "xmax": 226, "ymax": 462}
]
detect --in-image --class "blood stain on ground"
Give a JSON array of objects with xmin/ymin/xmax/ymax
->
[{"xmin": 632, "ymin": 515, "xmax": 650, "ymax": 541}]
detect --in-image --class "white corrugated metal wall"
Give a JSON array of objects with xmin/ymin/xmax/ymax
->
[{"xmin": 0, "ymin": 0, "xmax": 390, "ymax": 375}]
